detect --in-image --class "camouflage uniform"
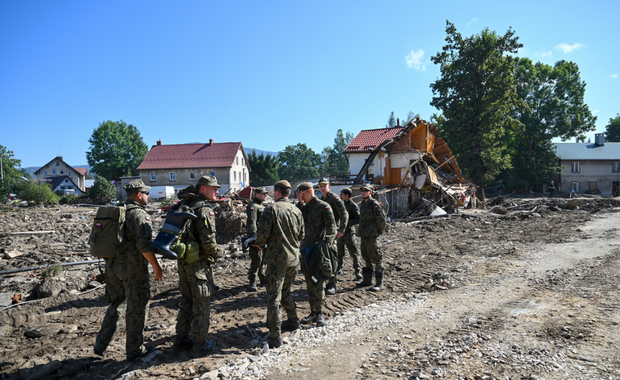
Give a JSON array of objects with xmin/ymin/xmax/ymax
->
[
  {"xmin": 255, "ymin": 197, "xmax": 304, "ymax": 339},
  {"xmin": 94, "ymin": 199, "xmax": 153, "ymax": 360},
  {"xmin": 322, "ymin": 191, "xmax": 348, "ymax": 289},
  {"xmin": 246, "ymin": 196, "xmax": 266, "ymax": 285},
  {"xmin": 338, "ymin": 198, "xmax": 361, "ymax": 273},
  {"xmin": 298, "ymin": 196, "xmax": 336, "ymax": 313},
  {"xmin": 358, "ymin": 197, "xmax": 386, "ymax": 270},
  {"xmin": 175, "ymin": 190, "xmax": 219, "ymax": 349}
]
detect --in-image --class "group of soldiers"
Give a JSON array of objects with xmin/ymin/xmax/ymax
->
[{"xmin": 93, "ymin": 175, "xmax": 386, "ymax": 361}]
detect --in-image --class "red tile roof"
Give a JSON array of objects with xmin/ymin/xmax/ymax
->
[
  {"xmin": 343, "ymin": 127, "xmax": 404, "ymax": 154},
  {"xmin": 137, "ymin": 142, "xmax": 242, "ymax": 170},
  {"xmin": 75, "ymin": 167, "xmax": 88, "ymax": 176}
]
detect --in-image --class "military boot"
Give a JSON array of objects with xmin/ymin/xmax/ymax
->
[
  {"xmin": 301, "ymin": 312, "xmax": 317, "ymax": 324},
  {"xmin": 281, "ymin": 317, "xmax": 301, "ymax": 332},
  {"xmin": 248, "ymin": 282, "xmax": 258, "ymax": 292},
  {"xmin": 356, "ymin": 267, "xmax": 373, "ymax": 287},
  {"xmin": 172, "ymin": 335, "xmax": 193, "ymax": 352},
  {"xmin": 370, "ymin": 270, "xmax": 384, "ymax": 292},
  {"xmin": 315, "ymin": 312, "xmax": 326, "ymax": 327},
  {"xmin": 268, "ymin": 336, "xmax": 283, "ymax": 348}
]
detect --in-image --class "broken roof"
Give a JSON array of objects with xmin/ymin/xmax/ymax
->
[
  {"xmin": 137, "ymin": 142, "xmax": 245, "ymax": 170},
  {"xmin": 343, "ymin": 127, "xmax": 404, "ymax": 154}
]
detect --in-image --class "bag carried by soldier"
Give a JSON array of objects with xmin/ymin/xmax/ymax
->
[
  {"xmin": 89, "ymin": 205, "xmax": 128, "ymax": 259},
  {"xmin": 150, "ymin": 204, "xmax": 199, "ymax": 261}
]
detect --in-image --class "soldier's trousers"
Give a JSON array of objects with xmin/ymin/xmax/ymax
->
[
  {"xmin": 265, "ymin": 263, "xmax": 298, "ymax": 338},
  {"xmin": 248, "ymin": 246, "xmax": 266, "ymax": 284},
  {"xmin": 176, "ymin": 258, "xmax": 212, "ymax": 345},
  {"xmin": 300, "ymin": 259, "xmax": 326, "ymax": 312},
  {"xmin": 337, "ymin": 230, "xmax": 361, "ymax": 271},
  {"xmin": 95, "ymin": 258, "xmax": 150, "ymax": 359},
  {"xmin": 360, "ymin": 236, "xmax": 383, "ymax": 271}
]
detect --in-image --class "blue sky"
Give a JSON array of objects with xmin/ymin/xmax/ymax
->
[{"xmin": 1, "ymin": 0, "xmax": 618, "ymax": 169}]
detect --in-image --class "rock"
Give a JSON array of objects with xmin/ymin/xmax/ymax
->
[
  {"xmin": 4, "ymin": 250, "xmax": 25, "ymax": 259},
  {"xmin": 200, "ymin": 370, "xmax": 219, "ymax": 380},
  {"xmin": 25, "ymin": 323, "xmax": 63, "ymax": 338},
  {"xmin": 37, "ymin": 278, "xmax": 63, "ymax": 298},
  {"xmin": 0, "ymin": 292, "xmax": 14, "ymax": 307},
  {"xmin": 491, "ymin": 206, "xmax": 507, "ymax": 215}
]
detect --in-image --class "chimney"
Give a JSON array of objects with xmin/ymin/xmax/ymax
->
[
  {"xmin": 156, "ymin": 140, "xmax": 162, "ymax": 146},
  {"xmin": 209, "ymin": 138, "xmax": 214, "ymax": 145},
  {"xmin": 595, "ymin": 133, "xmax": 605, "ymax": 146}
]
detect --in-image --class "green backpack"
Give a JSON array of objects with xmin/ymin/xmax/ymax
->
[{"xmin": 89, "ymin": 205, "xmax": 129, "ymax": 259}]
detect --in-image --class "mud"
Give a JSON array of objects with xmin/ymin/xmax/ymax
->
[{"xmin": 1, "ymin": 196, "xmax": 620, "ymax": 379}]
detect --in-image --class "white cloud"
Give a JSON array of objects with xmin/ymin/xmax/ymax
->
[
  {"xmin": 466, "ymin": 18, "xmax": 478, "ymax": 27},
  {"xmin": 541, "ymin": 51, "xmax": 553, "ymax": 57},
  {"xmin": 405, "ymin": 49, "xmax": 426, "ymax": 71},
  {"xmin": 611, "ymin": 74, "xmax": 619, "ymax": 79},
  {"xmin": 556, "ymin": 43, "xmax": 585, "ymax": 53}
]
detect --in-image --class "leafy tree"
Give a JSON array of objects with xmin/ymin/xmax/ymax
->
[
  {"xmin": 0, "ymin": 145, "xmax": 26, "ymax": 201},
  {"xmin": 509, "ymin": 58, "xmax": 596, "ymax": 189},
  {"xmin": 430, "ymin": 21, "xmax": 523, "ymax": 201},
  {"xmin": 86, "ymin": 120, "xmax": 148, "ymax": 181},
  {"xmin": 385, "ymin": 111, "xmax": 397, "ymax": 128},
  {"xmin": 247, "ymin": 150, "xmax": 279, "ymax": 187},
  {"xmin": 89, "ymin": 175, "xmax": 117, "ymax": 204},
  {"xmin": 604, "ymin": 114, "xmax": 620, "ymax": 142},
  {"xmin": 277, "ymin": 143, "xmax": 322, "ymax": 182},
  {"xmin": 321, "ymin": 129, "xmax": 354, "ymax": 176},
  {"xmin": 20, "ymin": 181, "xmax": 59, "ymax": 205}
]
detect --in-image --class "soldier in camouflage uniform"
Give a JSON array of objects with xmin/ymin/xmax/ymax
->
[
  {"xmin": 246, "ymin": 186, "xmax": 268, "ymax": 291},
  {"xmin": 94, "ymin": 179, "xmax": 163, "ymax": 362},
  {"xmin": 318, "ymin": 177, "xmax": 348, "ymax": 295},
  {"xmin": 338, "ymin": 188, "xmax": 362, "ymax": 279},
  {"xmin": 296, "ymin": 182, "xmax": 336, "ymax": 326},
  {"xmin": 356, "ymin": 184, "xmax": 387, "ymax": 292},
  {"xmin": 254, "ymin": 180, "xmax": 304, "ymax": 348},
  {"xmin": 173, "ymin": 175, "xmax": 220, "ymax": 355}
]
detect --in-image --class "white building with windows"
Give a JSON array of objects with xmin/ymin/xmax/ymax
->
[
  {"xmin": 33, "ymin": 156, "xmax": 87, "ymax": 192},
  {"xmin": 555, "ymin": 133, "xmax": 620, "ymax": 196},
  {"xmin": 136, "ymin": 139, "xmax": 251, "ymax": 194}
]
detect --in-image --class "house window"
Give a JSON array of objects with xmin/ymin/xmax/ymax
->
[
  {"xmin": 68, "ymin": 172, "xmax": 71, "ymax": 176},
  {"xmin": 170, "ymin": 172, "xmax": 176, "ymax": 181},
  {"xmin": 190, "ymin": 172, "xmax": 196, "ymax": 181},
  {"xmin": 234, "ymin": 171, "xmax": 237, "ymax": 181},
  {"xmin": 60, "ymin": 186, "xmax": 65, "ymax": 190},
  {"xmin": 571, "ymin": 181, "xmax": 580, "ymax": 193},
  {"xmin": 44, "ymin": 171, "xmax": 47, "ymax": 175},
  {"xmin": 150, "ymin": 173, "xmax": 156, "ymax": 182},
  {"xmin": 60, "ymin": 170, "xmax": 64, "ymax": 174},
  {"xmin": 571, "ymin": 162, "xmax": 580, "ymax": 173},
  {"xmin": 65, "ymin": 179, "xmax": 69, "ymax": 183},
  {"xmin": 52, "ymin": 170, "xmax": 56, "ymax": 175},
  {"xmin": 56, "ymin": 161, "xmax": 60, "ymax": 166},
  {"xmin": 236, "ymin": 157, "xmax": 239, "ymax": 165},
  {"xmin": 241, "ymin": 158, "xmax": 244, "ymax": 166},
  {"xmin": 211, "ymin": 171, "xmax": 215, "ymax": 177},
  {"xmin": 613, "ymin": 162, "xmax": 620, "ymax": 172}
]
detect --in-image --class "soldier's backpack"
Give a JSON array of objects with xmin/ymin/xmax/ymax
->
[{"xmin": 89, "ymin": 205, "xmax": 128, "ymax": 259}]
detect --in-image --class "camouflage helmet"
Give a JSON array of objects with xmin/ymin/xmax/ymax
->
[
  {"xmin": 196, "ymin": 175, "xmax": 221, "ymax": 188},
  {"xmin": 124, "ymin": 179, "xmax": 150, "ymax": 194}
]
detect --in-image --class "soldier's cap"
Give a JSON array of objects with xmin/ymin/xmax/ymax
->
[
  {"xmin": 361, "ymin": 184, "xmax": 374, "ymax": 192},
  {"xmin": 124, "ymin": 179, "xmax": 150, "ymax": 193},
  {"xmin": 196, "ymin": 175, "xmax": 221, "ymax": 188},
  {"xmin": 297, "ymin": 182, "xmax": 313, "ymax": 192},
  {"xmin": 341, "ymin": 188, "xmax": 352, "ymax": 196},
  {"xmin": 274, "ymin": 180, "xmax": 291, "ymax": 190},
  {"xmin": 318, "ymin": 177, "xmax": 330, "ymax": 185},
  {"xmin": 255, "ymin": 186, "xmax": 268, "ymax": 194}
]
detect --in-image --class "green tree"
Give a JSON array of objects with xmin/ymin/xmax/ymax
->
[
  {"xmin": 509, "ymin": 58, "xmax": 596, "ymax": 189},
  {"xmin": 321, "ymin": 129, "xmax": 354, "ymax": 176},
  {"xmin": 0, "ymin": 145, "xmax": 25, "ymax": 201},
  {"xmin": 20, "ymin": 181, "xmax": 59, "ymax": 205},
  {"xmin": 247, "ymin": 150, "xmax": 280, "ymax": 187},
  {"xmin": 385, "ymin": 111, "xmax": 397, "ymax": 128},
  {"xmin": 430, "ymin": 21, "xmax": 523, "ymax": 200},
  {"xmin": 86, "ymin": 120, "xmax": 148, "ymax": 181},
  {"xmin": 277, "ymin": 143, "xmax": 322, "ymax": 182},
  {"xmin": 604, "ymin": 114, "xmax": 620, "ymax": 142},
  {"xmin": 89, "ymin": 175, "xmax": 117, "ymax": 204}
]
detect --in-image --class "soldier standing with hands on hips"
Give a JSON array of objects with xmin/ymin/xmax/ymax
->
[{"xmin": 246, "ymin": 186, "xmax": 268, "ymax": 291}]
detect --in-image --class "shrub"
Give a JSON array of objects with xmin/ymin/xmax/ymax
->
[
  {"xmin": 89, "ymin": 176, "xmax": 117, "ymax": 204},
  {"xmin": 20, "ymin": 181, "xmax": 60, "ymax": 206}
]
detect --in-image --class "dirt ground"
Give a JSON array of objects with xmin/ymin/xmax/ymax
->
[{"xmin": 1, "ymin": 195, "xmax": 620, "ymax": 379}]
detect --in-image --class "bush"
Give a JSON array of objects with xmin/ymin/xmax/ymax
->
[
  {"xmin": 20, "ymin": 181, "xmax": 60, "ymax": 206},
  {"xmin": 59, "ymin": 194, "xmax": 83, "ymax": 205},
  {"xmin": 41, "ymin": 264, "xmax": 63, "ymax": 280},
  {"xmin": 89, "ymin": 176, "xmax": 117, "ymax": 204}
]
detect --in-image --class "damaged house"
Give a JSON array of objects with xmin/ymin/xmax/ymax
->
[{"xmin": 343, "ymin": 117, "xmax": 476, "ymax": 217}]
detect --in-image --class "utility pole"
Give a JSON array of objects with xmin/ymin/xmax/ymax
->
[{"xmin": 1, "ymin": 153, "xmax": 4, "ymax": 181}]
